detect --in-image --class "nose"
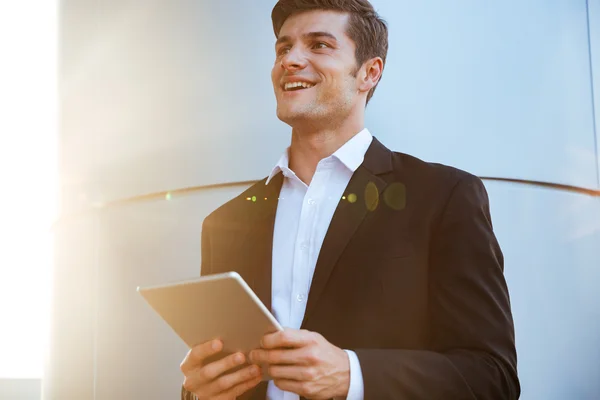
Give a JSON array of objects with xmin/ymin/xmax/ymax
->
[{"xmin": 280, "ymin": 46, "xmax": 307, "ymax": 71}]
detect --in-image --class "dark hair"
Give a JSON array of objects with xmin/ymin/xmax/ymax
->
[{"xmin": 272, "ymin": 0, "xmax": 388, "ymax": 105}]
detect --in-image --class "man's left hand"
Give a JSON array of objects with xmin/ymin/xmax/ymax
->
[{"xmin": 248, "ymin": 328, "xmax": 350, "ymax": 399}]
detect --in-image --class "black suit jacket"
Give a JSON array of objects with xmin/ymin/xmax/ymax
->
[{"xmin": 182, "ymin": 138, "xmax": 520, "ymax": 399}]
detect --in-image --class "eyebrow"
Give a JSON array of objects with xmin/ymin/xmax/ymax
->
[{"xmin": 275, "ymin": 31, "xmax": 339, "ymax": 47}]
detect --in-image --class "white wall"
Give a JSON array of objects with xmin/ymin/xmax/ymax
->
[{"xmin": 47, "ymin": 1, "xmax": 600, "ymax": 399}]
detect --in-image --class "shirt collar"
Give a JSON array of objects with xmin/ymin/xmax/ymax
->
[
  {"xmin": 266, "ymin": 148, "xmax": 292, "ymax": 185},
  {"xmin": 266, "ymin": 128, "xmax": 373, "ymax": 185}
]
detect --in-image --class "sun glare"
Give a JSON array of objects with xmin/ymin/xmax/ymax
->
[{"xmin": 0, "ymin": 1, "xmax": 57, "ymax": 379}]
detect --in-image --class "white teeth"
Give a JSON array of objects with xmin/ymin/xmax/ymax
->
[{"xmin": 284, "ymin": 82, "xmax": 315, "ymax": 91}]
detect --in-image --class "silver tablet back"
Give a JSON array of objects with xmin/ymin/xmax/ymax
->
[{"xmin": 138, "ymin": 272, "xmax": 282, "ymax": 357}]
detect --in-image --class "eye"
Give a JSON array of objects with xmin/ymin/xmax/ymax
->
[
  {"xmin": 277, "ymin": 47, "xmax": 290, "ymax": 56},
  {"xmin": 313, "ymin": 42, "xmax": 329, "ymax": 49}
]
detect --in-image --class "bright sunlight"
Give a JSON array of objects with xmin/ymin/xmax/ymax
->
[{"xmin": 0, "ymin": 1, "xmax": 58, "ymax": 378}]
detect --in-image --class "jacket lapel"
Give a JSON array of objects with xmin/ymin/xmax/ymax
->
[
  {"xmin": 301, "ymin": 138, "xmax": 394, "ymax": 327},
  {"xmin": 246, "ymin": 173, "xmax": 283, "ymax": 313}
]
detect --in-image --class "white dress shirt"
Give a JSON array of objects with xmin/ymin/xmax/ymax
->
[{"xmin": 264, "ymin": 128, "xmax": 373, "ymax": 400}]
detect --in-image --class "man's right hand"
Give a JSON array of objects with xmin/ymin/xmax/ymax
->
[{"xmin": 181, "ymin": 339, "xmax": 263, "ymax": 400}]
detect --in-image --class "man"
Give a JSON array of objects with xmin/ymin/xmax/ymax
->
[{"xmin": 181, "ymin": 0, "xmax": 520, "ymax": 399}]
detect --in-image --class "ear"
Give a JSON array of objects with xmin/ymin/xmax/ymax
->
[{"xmin": 357, "ymin": 57, "xmax": 384, "ymax": 94}]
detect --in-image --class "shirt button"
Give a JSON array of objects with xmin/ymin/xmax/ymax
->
[
  {"xmin": 300, "ymin": 242, "xmax": 309, "ymax": 251},
  {"xmin": 307, "ymin": 198, "xmax": 316, "ymax": 205},
  {"xmin": 296, "ymin": 294, "xmax": 305, "ymax": 302}
]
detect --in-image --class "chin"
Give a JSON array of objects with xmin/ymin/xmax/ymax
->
[
  {"xmin": 276, "ymin": 113, "xmax": 300, "ymax": 127},
  {"xmin": 277, "ymin": 107, "xmax": 307, "ymax": 123}
]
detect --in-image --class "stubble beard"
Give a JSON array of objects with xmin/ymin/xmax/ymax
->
[
  {"xmin": 277, "ymin": 92, "xmax": 326, "ymax": 127},
  {"xmin": 277, "ymin": 88, "xmax": 354, "ymax": 131}
]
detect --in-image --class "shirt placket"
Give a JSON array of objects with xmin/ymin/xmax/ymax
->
[
  {"xmin": 289, "ymin": 163, "xmax": 332, "ymax": 329},
  {"xmin": 289, "ymin": 190, "xmax": 314, "ymax": 329}
]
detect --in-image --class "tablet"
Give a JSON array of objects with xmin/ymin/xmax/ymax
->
[{"xmin": 138, "ymin": 272, "xmax": 283, "ymax": 378}]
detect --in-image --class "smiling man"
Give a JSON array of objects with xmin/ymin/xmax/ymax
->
[{"xmin": 180, "ymin": 1, "xmax": 520, "ymax": 399}]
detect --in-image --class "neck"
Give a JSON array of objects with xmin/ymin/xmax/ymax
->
[{"xmin": 288, "ymin": 113, "xmax": 364, "ymax": 185}]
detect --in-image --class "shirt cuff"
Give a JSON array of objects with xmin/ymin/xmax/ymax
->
[{"xmin": 341, "ymin": 349, "xmax": 364, "ymax": 400}]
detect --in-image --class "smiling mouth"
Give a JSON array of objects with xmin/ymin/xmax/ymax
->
[{"xmin": 282, "ymin": 82, "xmax": 316, "ymax": 92}]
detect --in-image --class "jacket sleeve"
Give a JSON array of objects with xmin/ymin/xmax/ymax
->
[
  {"xmin": 181, "ymin": 385, "xmax": 197, "ymax": 400},
  {"xmin": 354, "ymin": 175, "xmax": 520, "ymax": 399}
]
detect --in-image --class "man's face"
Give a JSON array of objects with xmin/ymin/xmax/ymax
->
[{"xmin": 271, "ymin": 10, "xmax": 363, "ymax": 126}]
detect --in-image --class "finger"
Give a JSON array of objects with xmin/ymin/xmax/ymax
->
[
  {"xmin": 261, "ymin": 328, "xmax": 315, "ymax": 349},
  {"xmin": 199, "ymin": 352, "xmax": 247, "ymax": 383},
  {"xmin": 208, "ymin": 364, "xmax": 262, "ymax": 396},
  {"xmin": 269, "ymin": 365, "xmax": 318, "ymax": 381},
  {"xmin": 249, "ymin": 347, "xmax": 308, "ymax": 365},
  {"xmin": 274, "ymin": 379, "xmax": 311, "ymax": 397},
  {"xmin": 218, "ymin": 375, "xmax": 263, "ymax": 400},
  {"xmin": 181, "ymin": 339, "xmax": 222, "ymax": 373}
]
